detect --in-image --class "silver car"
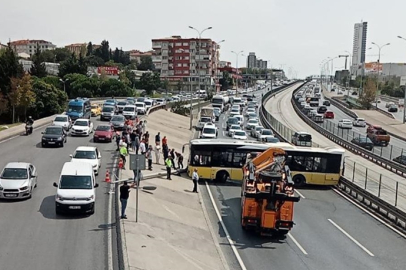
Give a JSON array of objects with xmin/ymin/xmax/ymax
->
[
  {"xmin": 0, "ymin": 162, "xmax": 37, "ymax": 199},
  {"xmin": 251, "ymin": 125, "xmax": 264, "ymax": 138}
]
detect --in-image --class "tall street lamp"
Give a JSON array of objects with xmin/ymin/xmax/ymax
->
[
  {"xmin": 59, "ymin": 78, "xmax": 69, "ymax": 93},
  {"xmin": 371, "ymin": 42, "xmax": 391, "ymax": 107},
  {"xmin": 179, "ymin": 48, "xmax": 194, "ymax": 130},
  {"xmin": 231, "ymin": 50, "xmax": 243, "ymax": 95},
  {"xmin": 397, "ymin": 36, "xmax": 406, "ymax": 123}
]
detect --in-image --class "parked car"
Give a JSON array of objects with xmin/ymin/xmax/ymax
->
[
  {"xmin": 338, "ymin": 119, "xmax": 352, "ymax": 129},
  {"xmin": 351, "ymin": 137, "xmax": 374, "ymax": 151},
  {"xmin": 353, "ymin": 118, "xmax": 366, "ymax": 127}
]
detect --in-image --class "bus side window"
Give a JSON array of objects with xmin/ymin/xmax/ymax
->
[
  {"xmin": 232, "ymin": 152, "xmax": 246, "ymax": 167},
  {"xmin": 193, "ymin": 151, "xmax": 211, "ymax": 166}
]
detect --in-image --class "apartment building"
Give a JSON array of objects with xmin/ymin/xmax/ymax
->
[
  {"xmin": 0, "ymin": 42, "xmax": 7, "ymax": 50},
  {"xmin": 351, "ymin": 21, "xmax": 368, "ymax": 75},
  {"xmin": 151, "ymin": 35, "xmax": 220, "ymax": 90},
  {"xmin": 65, "ymin": 43, "xmax": 87, "ymax": 56},
  {"xmin": 129, "ymin": 50, "xmax": 153, "ymax": 63},
  {"xmin": 9, "ymin": 39, "xmax": 56, "ymax": 57}
]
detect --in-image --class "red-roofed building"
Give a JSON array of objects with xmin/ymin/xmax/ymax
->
[
  {"xmin": 9, "ymin": 39, "xmax": 56, "ymax": 57},
  {"xmin": 129, "ymin": 50, "xmax": 153, "ymax": 63}
]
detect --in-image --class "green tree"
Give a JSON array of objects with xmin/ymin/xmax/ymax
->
[
  {"xmin": 69, "ymin": 75, "xmax": 100, "ymax": 98},
  {"xmin": 54, "ymin": 48, "xmax": 72, "ymax": 63},
  {"xmin": 219, "ymin": 71, "xmax": 234, "ymax": 91},
  {"xmin": 18, "ymin": 73, "xmax": 36, "ymax": 119},
  {"xmin": 39, "ymin": 50, "xmax": 56, "ymax": 62},
  {"xmin": 0, "ymin": 46, "xmax": 24, "ymax": 96},
  {"xmin": 84, "ymin": 55, "xmax": 104, "ymax": 67},
  {"xmin": 86, "ymin": 42, "xmax": 93, "ymax": 56},
  {"xmin": 42, "ymin": 76, "xmax": 62, "ymax": 91},
  {"xmin": 137, "ymin": 56, "xmax": 154, "ymax": 71},
  {"xmin": 29, "ymin": 78, "xmax": 68, "ymax": 118},
  {"xmin": 95, "ymin": 40, "xmax": 110, "ymax": 62},
  {"xmin": 8, "ymin": 77, "xmax": 21, "ymax": 123},
  {"xmin": 100, "ymin": 79, "xmax": 133, "ymax": 97},
  {"xmin": 0, "ymin": 92, "xmax": 8, "ymax": 115},
  {"xmin": 359, "ymin": 78, "xmax": 377, "ymax": 110},
  {"xmin": 58, "ymin": 54, "xmax": 88, "ymax": 78},
  {"xmin": 30, "ymin": 47, "xmax": 47, "ymax": 78}
]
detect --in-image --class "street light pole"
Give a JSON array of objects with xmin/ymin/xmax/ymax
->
[
  {"xmin": 59, "ymin": 78, "xmax": 69, "ymax": 93},
  {"xmin": 231, "ymin": 50, "xmax": 243, "ymax": 96},
  {"xmin": 371, "ymin": 42, "xmax": 391, "ymax": 108},
  {"xmin": 189, "ymin": 26, "xmax": 212, "ymax": 113}
]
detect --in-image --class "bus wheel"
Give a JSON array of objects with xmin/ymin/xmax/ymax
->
[
  {"xmin": 292, "ymin": 175, "xmax": 306, "ymax": 187},
  {"xmin": 216, "ymin": 171, "xmax": 229, "ymax": 183}
]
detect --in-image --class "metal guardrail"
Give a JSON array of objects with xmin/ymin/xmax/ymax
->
[
  {"xmin": 260, "ymin": 83, "xmax": 406, "ymax": 231},
  {"xmin": 291, "ymin": 89, "xmax": 406, "ymax": 178}
]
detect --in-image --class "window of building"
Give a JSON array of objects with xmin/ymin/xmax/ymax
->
[
  {"xmin": 162, "ymin": 56, "xmax": 168, "ymax": 59},
  {"xmin": 177, "ymin": 63, "xmax": 182, "ymax": 67},
  {"xmin": 182, "ymin": 43, "xmax": 188, "ymax": 46},
  {"xmin": 175, "ymin": 70, "xmax": 182, "ymax": 74},
  {"xmin": 183, "ymin": 70, "xmax": 188, "ymax": 74},
  {"xmin": 175, "ymin": 42, "xmax": 182, "ymax": 46},
  {"xmin": 182, "ymin": 63, "xmax": 188, "ymax": 67},
  {"xmin": 185, "ymin": 56, "xmax": 189, "ymax": 60}
]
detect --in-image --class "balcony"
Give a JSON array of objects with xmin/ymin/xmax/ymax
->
[
  {"xmin": 152, "ymin": 42, "xmax": 162, "ymax": 49},
  {"xmin": 152, "ymin": 56, "xmax": 162, "ymax": 62}
]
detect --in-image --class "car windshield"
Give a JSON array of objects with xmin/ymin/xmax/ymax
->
[
  {"xmin": 124, "ymin": 107, "xmax": 135, "ymax": 111},
  {"xmin": 73, "ymin": 150, "xmax": 96, "ymax": 159},
  {"xmin": 106, "ymin": 99, "xmax": 115, "ymax": 103},
  {"xmin": 45, "ymin": 127, "xmax": 62, "ymax": 134},
  {"xmin": 1, "ymin": 168, "xmax": 28, "ymax": 179},
  {"xmin": 96, "ymin": 125, "xmax": 111, "ymax": 131},
  {"xmin": 68, "ymin": 105, "xmax": 83, "ymax": 113},
  {"xmin": 262, "ymin": 130, "xmax": 273, "ymax": 135},
  {"xmin": 200, "ymin": 118, "xmax": 211, "ymax": 123},
  {"xmin": 203, "ymin": 128, "xmax": 216, "ymax": 134},
  {"xmin": 59, "ymin": 175, "xmax": 92, "ymax": 189},
  {"xmin": 265, "ymin": 137, "xmax": 280, "ymax": 143},
  {"xmin": 91, "ymin": 105, "xmax": 98, "ymax": 109},
  {"xmin": 298, "ymin": 134, "xmax": 312, "ymax": 141},
  {"xmin": 234, "ymin": 131, "xmax": 246, "ymax": 136},
  {"xmin": 145, "ymin": 101, "xmax": 152, "ymax": 105},
  {"xmin": 231, "ymin": 125, "xmax": 241, "ymax": 130},
  {"xmin": 55, "ymin": 116, "xmax": 67, "ymax": 122},
  {"xmin": 359, "ymin": 137, "xmax": 372, "ymax": 143},
  {"xmin": 358, "ymin": 118, "xmax": 365, "ymax": 121},
  {"xmin": 249, "ymin": 120, "xmax": 258, "ymax": 124},
  {"xmin": 103, "ymin": 107, "xmax": 114, "ymax": 112},
  {"xmin": 248, "ymin": 114, "xmax": 257, "ymax": 118},
  {"xmin": 135, "ymin": 104, "xmax": 144, "ymax": 108},
  {"xmin": 228, "ymin": 118, "xmax": 238, "ymax": 124},
  {"xmin": 256, "ymin": 126, "xmax": 264, "ymax": 131},
  {"xmin": 111, "ymin": 116, "xmax": 124, "ymax": 121},
  {"xmin": 75, "ymin": 121, "xmax": 88, "ymax": 126},
  {"xmin": 118, "ymin": 102, "xmax": 127, "ymax": 106}
]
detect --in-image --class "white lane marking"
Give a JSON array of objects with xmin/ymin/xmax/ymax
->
[
  {"xmin": 288, "ymin": 233, "xmax": 308, "ymax": 255},
  {"xmin": 107, "ymin": 156, "xmax": 117, "ymax": 270},
  {"xmin": 332, "ymin": 188, "xmax": 406, "ymax": 239},
  {"xmin": 205, "ymin": 182, "xmax": 248, "ymax": 270},
  {"xmin": 328, "ymin": 218, "xmax": 375, "ymax": 257},
  {"xmin": 295, "ymin": 190, "xmax": 306, "ymax": 199},
  {"xmin": 222, "ymin": 131, "xmax": 225, "ymax": 137}
]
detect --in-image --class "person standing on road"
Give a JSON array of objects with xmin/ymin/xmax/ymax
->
[
  {"xmin": 192, "ymin": 168, "xmax": 199, "ymax": 193},
  {"xmin": 139, "ymin": 139, "xmax": 146, "ymax": 155},
  {"xmin": 165, "ymin": 157, "xmax": 172, "ymax": 180},
  {"xmin": 154, "ymin": 144, "xmax": 161, "ymax": 164},
  {"xmin": 130, "ymin": 130, "xmax": 137, "ymax": 152},
  {"xmin": 162, "ymin": 136, "xmax": 167, "ymax": 146},
  {"xmin": 120, "ymin": 181, "xmax": 134, "ymax": 219},
  {"xmin": 120, "ymin": 143, "xmax": 128, "ymax": 168},
  {"xmin": 144, "ymin": 131, "xmax": 150, "ymax": 149},
  {"xmin": 163, "ymin": 143, "xmax": 169, "ymax": 160},
  {"xmin": 175, "ymin": 152, "xmax": 184, "ymax": 169},
  {"xmin": 155, "ymin": 132, "xmax": 161, "ymax": 146},
  {"xmin": 115, "ymin": 131, "xmax": 121, "ymax": 151},
  {"xmin": 146, "ymin": 145, "xmax": 153, "ymax": 170}
]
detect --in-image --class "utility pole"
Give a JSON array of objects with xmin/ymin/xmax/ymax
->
[{"xmin": 231, "ymin": 50, "xmax": 244, "ymax": 96}]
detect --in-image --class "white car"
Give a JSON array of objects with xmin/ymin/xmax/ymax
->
[
  {"xmin": 228, "ymin": 124, "xmax": 242, "ymax": 137},
  {"xmin": 353, "ymin": 118, "xmax": 366, "ymax": 127},
  {"xmin": 251, "ymin": 125, "xmax": 264, "ymax": 138},
  {"xmin": 156, "ymin": 98, "xmax": 166, "ymax": 105},
  {"xmin": 0, "ymin": 162, "xmax": 37, "ymax": 199},
  {"xmin": 258, "ymin": 129, "xmax": 274, "ymax": 141},
  {"xmin": 122, "ymin": 105, "xmax": 137, "ymax": 119},
  {"xmin": 200, "ymin": 124, "xmax": 218, "ymax": 139},
  {"xmin": 144, "ymin": 99, "xmax": 153, "ymax": 111},
  {"xmin": 70, "ymin": 146, "xmax": 102, "ymax": 175},
  {"xmin": 245, "ymin": 108, "xmax": 256, "ymax": 116},
  {"xmin": 245, "ymin": 119, "xmax": 259, "ymax": 130},
  {"xmin": 235, "ymin": 115, "xmax": 244, "ymax": 126},
  {"xmin": 135, "ymin": 102, "xmax": 147, "ymax": 114},
  {"xmin": 233, "ymin": 130, "xmax": 248, "ymax": 140},
  {"xmin": 71, "ymin": 119, "xmax": 94, "ymax": 136},
  {"xmin": 338, "ymin": 119, "xmax": 353, "ymax": 129},
  {"xmin": 53, "ymin": 115, "xmax": 71, "ymax": 131}
]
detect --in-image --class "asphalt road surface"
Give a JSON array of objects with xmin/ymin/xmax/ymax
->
[
  {"xmin": 0, "ymin": 114, "xmax": 118, "ymax": 270},
  {"xmin": 201, "ymin": 84, "xmax": 406, "ymax": 270}
]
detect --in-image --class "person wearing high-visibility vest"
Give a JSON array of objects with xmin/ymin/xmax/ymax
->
[
  {"xmin": 120, "ymin": 143, "xmax": 128, "ymax": 168},
  {"xmin": 165, "ymin": 157, "xmax": 172, "ymax": 180}
]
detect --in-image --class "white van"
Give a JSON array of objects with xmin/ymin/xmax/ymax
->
[
  {"xmin": 122, "ymin": 105, "xmax": 137, "ymax": 119},
  {"xmin": 53, "ymin": 162, "xmax": 98, "ymax": 215},
  {"xmin": 144, "ymin": 99, "xmax": 153, "ymax": 111},
  {"xmin": 135, "ymin": 102, "xmax": 147, "ymax": 114}
]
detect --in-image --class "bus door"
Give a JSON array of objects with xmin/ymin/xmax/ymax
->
[
  {"xmin": 211, "ymin": 151, "xmax": 233, "ymax": 181},
  {"xmin": 230, "ymin": 151, "xmax": 247, "ymax": 181}
]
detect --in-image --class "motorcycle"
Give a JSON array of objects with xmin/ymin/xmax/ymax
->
[{"xmin": 25, "ymin": 124, "xmax": 33, "ymax": 135}]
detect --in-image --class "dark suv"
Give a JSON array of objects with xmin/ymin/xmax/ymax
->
[
  {"xmin": 226, "ymin": 117, "xmax": 239, "ymax": 131},
  {"xmin": 41, "ymin": 126, "xmax": 67, "ymax": 147}
]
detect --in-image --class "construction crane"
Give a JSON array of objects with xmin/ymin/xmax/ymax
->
[{"xmin": 241, "ymin": 147, "xmax": 300, "ymax": 236}]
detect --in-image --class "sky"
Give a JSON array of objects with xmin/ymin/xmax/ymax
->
[{"xmin": 1, "ymin": 0, "xmax": 406, "ymax": 78}]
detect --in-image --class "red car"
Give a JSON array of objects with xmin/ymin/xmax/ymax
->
[
  {"xmin": 93, "ymin": 124, "xmax": 115, "ymax": 142},
  {"xmin": 324, "ymin": 111, "xmax": 334, "ymax": 119}
]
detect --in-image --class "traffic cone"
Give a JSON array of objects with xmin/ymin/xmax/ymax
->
[
  {"xmin": 118, "ymin": 158, "xmax": 124, "ymax": 169},
  {"xmin": 105, "ymin": 170, "xmax": 111, "ymax": 183}
]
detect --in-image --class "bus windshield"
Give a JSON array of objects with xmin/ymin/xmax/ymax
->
[{"xmin": 68, "ymin": 105, "xmax": 83, "ymax": 113}]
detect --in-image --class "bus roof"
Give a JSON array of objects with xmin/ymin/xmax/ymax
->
[{"xmin": 190, "ymin": 139, "xmax": 345, "ymax": 154}]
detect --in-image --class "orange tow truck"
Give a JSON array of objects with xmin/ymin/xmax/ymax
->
[{"xmin": 241, "ymin": 147, "xmax": 300, "ymax": 236}]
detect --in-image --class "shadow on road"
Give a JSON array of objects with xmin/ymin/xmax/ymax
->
[{"xmin": 39, "ymin": 195, "xmax": 90, "ymax": 220}]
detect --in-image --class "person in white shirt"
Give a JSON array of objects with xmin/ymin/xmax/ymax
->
[
  {"xmin": 154, "ymin": 145, "xmax": 161, "ymax": 164},
  {"xmin": 139, "ymin": 139, "xmax": 146, "ymax": 155},
  {"xmin": 192, "ymin": 168, "xmax": 199, "ymax": 193}
]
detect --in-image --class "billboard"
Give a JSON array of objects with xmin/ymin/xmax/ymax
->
[
  {"xmin": 97, "ymin": 66, "xmax": 119, "ymax": 75},
  {"xmin": 364, "ymin": 62, "xmax": 382, "ymax": 72}
]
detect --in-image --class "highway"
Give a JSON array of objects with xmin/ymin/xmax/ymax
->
[
  {"xmin": 199, "ymin": 84, "xmax": 406, "ymax": 270},
  {"xmin": 0, "ymin": 114, "xmax": 118, "ymax": 269},
  {"xmin": 315, "ymin": 91, "xmax": 406, "ymax": 164}
]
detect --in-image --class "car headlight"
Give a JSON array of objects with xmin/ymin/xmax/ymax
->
[
  {"xmin": 120, "ymin": 123, "xmax": 124, "ymax": 126},
  {"xmin": 20, "ymin": 186, "xmax": 28, "ymax": 191},
  {"xmin": 56, "ymin": 195, "xmax": 64, "ymax": 201},
  {"xmin": 0, "ymin": 185, "xmax": 3, "ymax": 191},
  {"xmin": 92, "ymin": 164, "xmax": 97, "ymax": 168},
  {"xmin": 94, "ymin": 134, "xmax": 99, "ymax": 137},
  {"xmin": 86, "ymin": 195, "xmax": 94, "ymax": 201},
  {"xmin": 57, "ymin": 137, "xmax": 63, "ymax": 140}
]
